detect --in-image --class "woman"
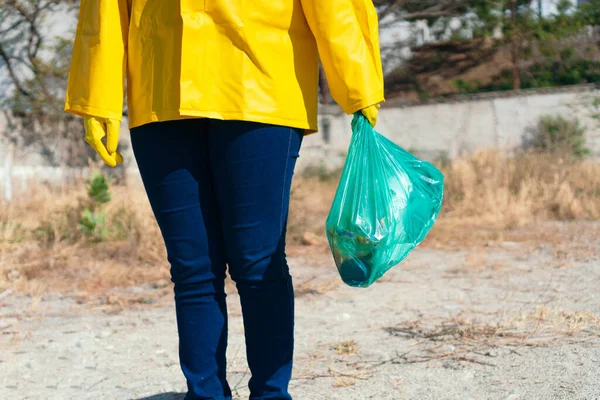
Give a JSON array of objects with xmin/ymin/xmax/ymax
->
[{"xmin": 65, "ymin": 1, "xmax": 383, "ymax": 399}]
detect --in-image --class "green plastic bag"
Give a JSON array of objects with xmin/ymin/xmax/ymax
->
[{"xmin": 326, "ymin": 113, "xmax": 444, "ymax": 287}]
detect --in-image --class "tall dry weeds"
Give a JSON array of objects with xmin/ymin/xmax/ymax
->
[
  {"xmin": 0, "ymin": 182, "xmax": 168, "ymax": 294},
  {"xmin": 442, "ymin": 150, "xmax": 600, "ymax": 227},
  {"xmin": 1, "ymin": 150, "xmax": 599, "ymax": 295}
]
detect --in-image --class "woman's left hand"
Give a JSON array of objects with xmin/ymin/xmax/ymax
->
[
  {"xmin": 83, "ymin": 115, "xmax": 124, "ymax": 167},
  {"xmin": 361, "ymin": 104, "xmax": 380, "ymax": 127}
]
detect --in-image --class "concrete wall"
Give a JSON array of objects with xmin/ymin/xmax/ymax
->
[
  {"xmin": 1, "ymin": 85, "xmax": 599, "ymax": 195},
  {"xmin": 307, "ymin": 85, "xmax": 600, "ymax": 168}
]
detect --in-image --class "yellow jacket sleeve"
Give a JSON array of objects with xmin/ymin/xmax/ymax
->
[
  {"xmin": 64, "ymin": 0, "xmax": 130, "ymax": 121},
  {"xmin": 300, "ymin": 0, "xmax": 385, "ymax": 114}
]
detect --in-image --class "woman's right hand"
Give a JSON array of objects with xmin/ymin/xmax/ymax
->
[
  {"xmin": 83, "ymin": 116, "xmax": 124, "ymax": 167},
  {"xmin": 361, "ymin": 104, "xmax": 380, "ymax": 127}
]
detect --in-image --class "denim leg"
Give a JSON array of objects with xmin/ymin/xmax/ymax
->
[
  {"xmin": 131, "ymin": 120, "xmax": 232, "ymax": 400},
  {"xmin": 208, "ymin": 120, "xmax": 303, "ymax": 400}
]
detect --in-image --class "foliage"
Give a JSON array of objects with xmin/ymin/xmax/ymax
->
[
  {"xmin": 0, "ymin": 0, "xmax": 88, "ymax": 166},
  {"xmin": 79, "ymin": 208, "xmax": 107, "ymax": 240},
  {"xmin": 527, "ymin": 115, "xmax": 590, "ymax": 159},
  {"xmin": 386, "ymin": 0, "xmax": 600, "ymax": 98},
  {"xmin": 86, "ymin": 172, "xmax": 112, "ymax": 205},
  {"xmin": 375, "ymin": 0, "xmax": 471, "ymax": 25},
  {"xmin": 577, "ymin": 0, "xmax": 600, "ymax": 26},
  {"xmin": 452, "ymin": 78, "xmax": 480, "ymax": 94},
  {"xmin": 472, "ymin": 59, "xmax": 600, "ymax": 93},
  {"xmin": 32, "ymin": 171, "xmax": 115, "ymax": 245},
  {"xmin": 79, "ymin": 172, "xmax": 112, "ymax": 241},
  {"xmin": 478, "ymin": 0, "xmax": 587, "ymax": 90},
  {"xmin": 591, "ymin": 96, "xmax": 600, "ymax": 125},
  {"xmin": 570, "ymin": 94, "xmax": 600, "ymax": 144}
]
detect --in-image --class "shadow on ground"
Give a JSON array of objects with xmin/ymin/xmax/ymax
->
[{"xmin": 134, "ymin": 392, "xmax": 185, "ymax": 400}]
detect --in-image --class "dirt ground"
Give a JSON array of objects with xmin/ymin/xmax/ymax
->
[{"xmin": 1, "ymin": 222, "xmax": 599, "ymax": 400}]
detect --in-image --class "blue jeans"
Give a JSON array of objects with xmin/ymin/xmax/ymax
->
[{"xmin": 131, "ymin": 119, "xmax": 303, "ymax": 400}]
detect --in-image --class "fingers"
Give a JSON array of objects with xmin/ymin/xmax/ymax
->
[
  {"xmin": 84, "ymin": 116, "xmax": 105, "ymax": 144},
  {"xmin": 113, "ymin": 151, "xmax": 124, "ymax": 165},
  {"xmin": 83, "ymin": 116, "xmax": 118, "ymax": 167},
  {"xmin": 107, "ymin": 119, "xmax": 123, "ymax": 165},
  {"xmin": 361, "ymin": 105, "xmax": 379, "ymax": 127},
  {"xmin": 105, "ymin": 119, "xmax": 120, "ymax": 154},
  {"xmin": 94, "ymin": 140, "xmax": 118, "ymax": 167}
]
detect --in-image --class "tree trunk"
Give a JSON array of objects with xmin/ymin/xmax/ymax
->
[
  {"xmin": 318, "ymin": 65, "xmax": 331, "ymax": 144},
  {"xmin": 4, "ymin": 141, "xmax": 14, "ymax": 203},
  {"xmin": 511, "ymin": 0, "xmax": 521, "ymax": 91}
]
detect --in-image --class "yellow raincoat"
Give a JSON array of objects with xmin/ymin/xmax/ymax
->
[{"xmin": 65, "ymin": 0, "xmax": 384, "ymax": 132}]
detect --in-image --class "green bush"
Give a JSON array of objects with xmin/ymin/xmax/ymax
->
[
  {"xmin": 494, "ymin": 59, "xmax": 600, "ymax": 91},
  {"xmin": 78, "ymin": 172, "xmax": 111, "ymax": 241},
  {"xmin": 34, "ymin": 172, "xmax": 114, "ymax": 246},
  {"xmin": 86, "ymin": 172, "xmax": 112, "ymax": 204},
  {"xmin": 529, "ymin": 115, "xmax": 590, "ymax": 159},
  {"xmin": 453, "ymin": 79, "xmax": 475, "ymax": 94},
  {"xmin": 448, "ymin": 59, "xmax": 600, "ymax": 95},
  {"xmin": 79, "ymin": 207, "xmax": 107, "ymax": 240}
]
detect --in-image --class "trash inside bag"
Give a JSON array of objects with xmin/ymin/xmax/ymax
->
[{"xmin": 326, "ymin": 113, "xmax": 444, "ymax": 288}]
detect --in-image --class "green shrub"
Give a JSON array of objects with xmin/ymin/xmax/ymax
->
[
  {"xmin": 34, "ymin": 171, "xmax": 114, "ymax": 246},
  {"xmin": 529, "ymin": 115, "xmax": 590, "ymax": 159},
  {"xmin": 86, "ymin": 172, "xmax": 112, "ymax": 204},
  {"xmin": 78, "ymin": 172, "xmax": 111, "ymax": 241},
  {"xmin": 79, "ymin": 207, "xmax": 107, "ymax": 240}
]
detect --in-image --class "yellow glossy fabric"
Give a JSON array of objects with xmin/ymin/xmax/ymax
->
[
  {"xmin": 361, "ymin": 104, "xmax": 379, "ymax": 127},
  {"xmin": 65, "ymin": 0, "xmax": 384, "ymax": 132},
  {"xmin": 83, "ymin": 116, "xmax": 124, "ymax": 167}
]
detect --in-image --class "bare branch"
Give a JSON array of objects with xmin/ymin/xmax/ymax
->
[{"xmin": 0, "ymin": 43, "xmax": 31, "ymax": 96}]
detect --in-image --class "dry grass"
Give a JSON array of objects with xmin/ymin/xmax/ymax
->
[
  {"xmin": 332, "ymin": 340, "xmax": 359, "ymax": 356},
  {"xmin": 289, "ymin": 149, "xmax": 600, "ymax": 249},
  {"xmin": 441, "ymin": 150, "xmax": 600, "ymax": 225},
  {"xmin": 288, "ymin": 176, "xmax": 338, "ymax": 245},
  {"xmin": 0, "ymin": 182, "xmax": 169, "ymax": 295},
  {"xmin": 294, "ymin": 276, "xmax": 340, "ymax": 297},
  {"xmin": 425, "ymin": 150, "xmax": 600, "ymax": 249},
  {"xmin": 1, "ymin": 150, "xmax": 599, "ymax": 298},
  {"xmin": 378, "ymin": 306, "xmax": 600, "ymax": 366}
]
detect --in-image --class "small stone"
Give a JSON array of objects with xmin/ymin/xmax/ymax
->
[
  {"xmin": 98, "ymin": 330, "xmax": 114, "ymax": 338},
  {"xmin": 393, "ymin": 377, "xmax": 404, "ymax": 388},
  {"xmin": 0, "ymin": 318, "xmax": 18, "ymax": 330},
  {"xmin": 0, "ymin": 288, "xmax": 15, "ymax": 300},
  {"xmin": 486, "ymin": 349, "xmax": 499, "ymax": 357},
  {"xmin": 301, "ymin": 232, "xmax": 322, "ymax": 246},
  {"xmin": 7, "ymin": 269, "xmax": 20, "ymax": 281},
  {"xmin": 152, "ymin": 279, "xmax": 170, "ymax": 289}
]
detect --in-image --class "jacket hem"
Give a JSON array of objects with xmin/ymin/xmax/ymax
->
[
  {"xmin": 64, "ymin": 103, "xmax": 123, "ymax": 121},
  {"xmin": 129, "ymin": 109, "xmax": 318, "ymax": 134},
  {"xmin": 343, "ymin": 91, "xmax": 386, "ymax": 115}
]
